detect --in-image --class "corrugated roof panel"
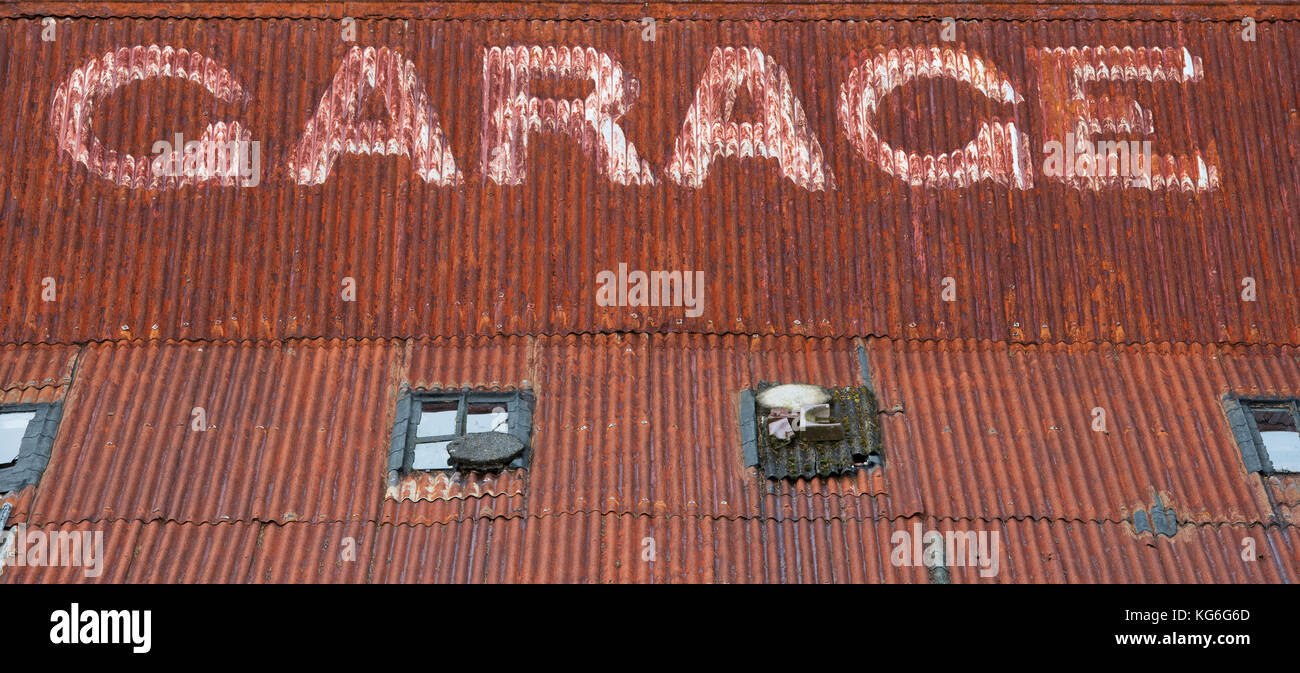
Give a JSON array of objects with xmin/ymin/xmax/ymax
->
[
  {"xmin": 0, "ymin": 519, "xmax": 136, "ymax": 583},
  {"xmin": 0, "ymin": 343, "xmax": 77, "ymax": 520},
  {"xmin": 529, "ymin": 333, "xmax": 751, "ymax": 517},
  {"xmin": 381, "ymin": 490, "xmax": 529, "ymax": 525},
  {"xmin": 0, "ymin": 520, "xmax": 259, "ymax": 583},
  {"xmin": 27, "ymin": 339, "xmax": 403, "ymax": 525},
  {"xmin": 0, "ymin": 344, "xmax": 78, "ymax": 393},
  {"xmin": 14, "ymin": 335, "xmax": 895, "ymax": 526},
  {"xmin": 600, "ymin": 513, "xmax": 932, "ymax": 583},
  {"xmin": 1213, "ymin": 344, "xmax": 1300, "ymax": 521},
  {"xmin": 18, "ymin": 334, "xmax": 1291, "ymax": 529},
  {"xmin": 251, "ymin": 520, "xmax": 373, "ymax": 583},
  {"xmin": 0, "ymin": 18, "xmax": 1296, "ymax": 345},
  {"xmin": 404, "ymin": 336, "xmax": 534, "ymax": 391},
  {"xmin": 365, "ymin": 514, "xmax": 605, "ymax": 583},
  {"xmin": 942, "ymin": 519, "xmax": 1300, "ymax": 583},
  {"xmin": 9, "ymin": 515, "xmax": 1293, "ymax": 583},
  {"xmin": 526, "ymin": 333, "xmax": 889, "ymax": 518},
  {"xmin": 867, "ymin": 338, "xmax": 1273, "ymax": 524},
  {"xmin": 123, "ymin": 520, "xmax": 262, "ymax": 582}
]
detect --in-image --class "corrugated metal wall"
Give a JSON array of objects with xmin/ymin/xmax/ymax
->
[
  {"xmin": 2, "ymin": 9, "xmax": 1298, "ymax": 583},
  {"xmin": 2, "ymin": 334, "xmax": 1297, "ymax": 582},
  {"xmin": 0, "ymin": 18, "xmax": 1296, "ymax": 345},
  {"xmin": 7, "ymin": 516, "xmax": 1298, "ymax": 583}
]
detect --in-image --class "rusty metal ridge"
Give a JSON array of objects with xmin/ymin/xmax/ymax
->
[
  {"xmin": 4, "ymin": 2, "xmax": 1300, "ymax": 22},
  {"xmin": 0, "ymin": 333, "xmax": 1293, "ymax": 352},
  {"xmin": 18, "ymin": 510, "xmax": 1297, "ymax": 530}
]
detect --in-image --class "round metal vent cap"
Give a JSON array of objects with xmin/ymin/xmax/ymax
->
[{"xmin": 755, "ymin": 383, "xmax": 831, "ymax": 410}]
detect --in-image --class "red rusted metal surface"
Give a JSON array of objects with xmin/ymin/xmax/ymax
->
[
  {"xmin": 0, "ymin": 334, "xmax": 1296, "ymax": 583},
  {"xmin": 6, "ymin": 515, "xmax": 1298, "ymax": 583},
  {"xmin": 3, "ymin": 7, "xmax": 1299, "ymax": 584},
  {"xmin": 15, "ymin": 335, "xmax": 890, "ymax": 527},
  {"xmin": 6, "ymin": 3, "xmax": 1300, "ymax": 22},
  {"xmin": 869, "ymin": 338, "xmax": 1284, "ymax": 525},
  {"xmin": 1, "ymin": 18, "xmax": 1297, "ymax": 345}
]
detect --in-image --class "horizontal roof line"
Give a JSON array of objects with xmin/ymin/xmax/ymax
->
[
  {"xmin": 12, "ymin": 511, "xmax": 1293, "ymax": 530},
  {"xmin": 6, "ymin": 2, "xmax": 1300, "ymax": 22},
  {"xmin": 0, "ymin": 332, "xmax": 1290, "ymax": 351}
]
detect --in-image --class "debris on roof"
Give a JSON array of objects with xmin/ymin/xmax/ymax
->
[{"xmin": 749, "ymin": 382, "xmax": 882, "ymax": 480}]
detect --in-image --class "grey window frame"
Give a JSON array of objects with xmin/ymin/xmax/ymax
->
[
  {"xmin": 0, "ymin": 402, "xmax": 63, "ymax": 494},
  {"xmin": 388, "ymin": 389, "xmax": 533, "ymax": 474},
  {"xmin": 1223, "ymin": 395, "xmax": 1300, "ymax": 475}
]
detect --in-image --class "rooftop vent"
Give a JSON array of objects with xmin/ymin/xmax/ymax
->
[
  {"xmin": 741, "ymin": 382, "xmax": 882, "ymax": 480},
  {"xmin": 755, "ymin": 383, "xmax": 832, "ymax": 410}
]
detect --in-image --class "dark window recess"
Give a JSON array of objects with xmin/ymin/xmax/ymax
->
[
  {"xmin": 1223, "ymin": 396, "xmax": 1300, "ymax": 475},
  {"xmin": 388, "ymin": 389, "xmax": 534, "ymax": 476},
  {"xmin": 0, "ymin": 402, "xmax": 63, "ymax": 494},
  {"xmin": 741, "ymin": 382, "xmax": 882, "ymax": 480}
]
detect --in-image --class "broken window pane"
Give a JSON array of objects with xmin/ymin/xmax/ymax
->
[
  {"xmin": 412, "ymin": 441, "xmax": 452, "ymax": 470},
  {"xmin": 466, "ymin": 403, "xmax": 509, "ymax": 433},
  {"xmin": 416, "ymin": 401, "xmax": 458, "ymax": 437},
  {"xmin": 1252, "ymin": 407, "xmax": 1300, "ymax": 473},
  {"xmin": 396, "ymin": 390, "xmax": 533, "ymax": 475},
  {"xmin": 0, "ymin": 411, "xmax": 35, "ymax": 466}
]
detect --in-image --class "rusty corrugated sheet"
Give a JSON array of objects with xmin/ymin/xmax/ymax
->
[
  {"xmin": 0, "ymin": 18, "xmax": 1296, "ymax": 345},
  {"xmin": 0, "ymin": 342, "xmax": 76, "ymax": 520},
  {"xmin": 7, "ymin": 2, "xmax": 1300, "ymax": 22},
  {"xmin": 1, "ymin": 333, "xmax": 1294, "ymax": 582},
  {"xmin": 7, "ymin": 515, "xmax": 1297, "ymax": 583},
  {"xmin": 26, "ymin": 339, "xmax": 404, "ymax": 525},
  {"xmin": 937, "ymin": 519, "xmax": 1300, "ymax": 583},
  {"xmin": 20, "ymin": 335, "xmax": 894, "ymax": 526},
  {"xmin": 10, "ymin": 334, "xmax": 1290, "ymax": 529},
  {"xmin": 0, "ymin": 519, "xmax": 261, "ymax": 583},
  {"xmin": 3, "ymin": 7, "xmax": 1298, "ymax": 584},
  {"xmin": 869, "ymin": 338, "xmax": 1276, "ymax": 524},
  {"xmin": 598, "ymin": 513, "xmax": 931, "ymax": 583},
  {"xmin": 1212, "ymin": 344, "xmax": 1300, "ymax": 521}
]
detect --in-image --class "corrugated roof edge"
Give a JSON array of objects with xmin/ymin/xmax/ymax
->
[
  {"xmin": 3, "ymin": 516, "xmax": 1297, "ymax": 583},
  {"xmin": 10, "ymin": 508, "xmax": 1298, "ymax": 531},
  {"xmin": 5, "ymin": 1, "xmax": 1300, "ymax": 21},
  {"xmin": 3, "ymin": 333, "xmax": 1298, "ymax": 350}
]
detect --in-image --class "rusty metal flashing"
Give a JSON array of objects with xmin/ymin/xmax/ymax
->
[
  {"xmin": 739, "ymin": 389, "xmax": 759, "ymax": 467},
  {"xmin": 6, "ymin": 3, "xmax": 1300, "ymax": 21}
]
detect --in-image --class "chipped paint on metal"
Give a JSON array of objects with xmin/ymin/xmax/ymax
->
[
  {"xmin": 839, "ymin": 46, "xmax": 1033, "ymax": 189},
  {"xmin": 49, "ymin": 45, "xmax": 253, "ymax": 189},
  {"xmin": 666, "ymin": 46, "xmax": 833, "ymax": 190},
  {"xmin": 386, "ymin": 468, "xmax": 526, "ymax": 503},
  {"xmin": 482, "ymin": 45, "xmax": 656, "ymax": 186},
  {"xmin": 1032, "ymin": 46, "xmax": 1218, "ymax": 191},
  {"xmin": 288, "ymin": 46, "xmax": 462, "ymax": 186}
]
